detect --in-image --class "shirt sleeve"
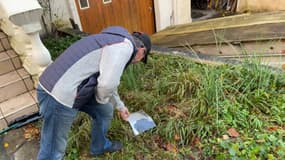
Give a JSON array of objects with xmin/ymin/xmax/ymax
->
[
  {"xmin": 109, "ymin": 89, "xmax": 125, "ymax": 110},
  {"xmin": 95, "ymin": 39, "xmax": 133, "ymax": 109}
]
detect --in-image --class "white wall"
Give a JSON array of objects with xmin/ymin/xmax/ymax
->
[
  {"xmin": 154, "ymin": 0, "xmax": 192, "ymax": 31},
  {"xmin": 39, "ymin": 0, "xmax": 81, "ymax": 32},
  {"xmin": 50, "ymin": 0, "xmax": 72, "ymax": 27}
]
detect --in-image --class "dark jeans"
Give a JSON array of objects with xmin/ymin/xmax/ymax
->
[{"xmin": 37, "ymin": 85, "xmax": 114, "ymax": 160}]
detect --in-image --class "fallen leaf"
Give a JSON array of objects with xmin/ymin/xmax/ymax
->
[
  {"xmin": 135, "ymin": 154, "xmax": 145, "ymax": 160},
  {"xmin": 223, "ymin": 135, "xmax": 229, "ymax": 140},
  {"xmin": 193, "ymin": 137, "xmax": 201, "ymax": 146},
  {"xmin": 167, "ymin": 104, "xmax": 186, "ymax": 118},
  {"xmin": 23, "ymin": 124, "xmax": 40, "ymax": 140},
  {"xmin": 152, "ymin": 134, "xmax": 161, "ymax": 143},
  {"xmin": 24, "ymin": 133, "xmax": 32, "ymax": 140},
  {"xmin": 167, "ymin": 104, "xmax": 177, "ymax": 114},
  {"xmin": 174, "ymin": 134, "xmax": 180, "ymax": 141},
  {"xmin": 4, "ymin": 142, "xmax": 9, "ymax": 148},
  {"xmin": 162, "ymin": 143, "xmax": 177, "ymax": 152},
  {"xmin": 183, "ymin": 154, "xmax": 196, "ymax": 160},
  {"xmin": 227, "ymin": 128, "xmax": 240, "ymax": 138},
  {"xmin": 256, "ymin": 139, "xmax": 265, "ymax": 143},
  {"xmin": 267, "ymin": 126, "xmax": 279, "ymax": 131}
]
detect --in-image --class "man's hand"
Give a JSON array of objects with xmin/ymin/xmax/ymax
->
[{"xmin": 119, "ymin": 107, "xmax": 130, "ymax": 121}]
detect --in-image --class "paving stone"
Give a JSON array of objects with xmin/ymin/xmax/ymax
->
[
  {"xmin": 0, "ymin": 136, "xmax": 11, "ymax": 160},
  {"xmin": 1, "ymin": 126, "xmax": 39, "ymax": 160},
  {"xmin": 13, "ymin": 139, "xmax": 39, "ymax": 160}
]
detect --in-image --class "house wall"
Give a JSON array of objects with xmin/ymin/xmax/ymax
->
[
  {"xmin": 237, "ymin": 0, "xmax": 285, "ymax": 12},
  {"xmin": 47, "ymin": 0, "xmax": 74, "ymax": 28},
  {"xmin": 154, "ymin": 0, "xmax": 192, "ymax": 31},
  {"xmin": 38, "ymin": 0, "xmax": 80, "ymax": 32},
  {"xmin": 48, "ymin": 0, "xmax": 191, "ymax": 33}
]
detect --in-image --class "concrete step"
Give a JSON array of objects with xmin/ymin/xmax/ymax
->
[
  {"xmin": 0, "ymin": 68, "xmax": 34, "ymax": 102},
  {"xmin": 0, "ymin": 91, "xmax": 38, "ymax": 129},
  {"xmin": 0, "ymin": 50, "xmax": 22, "ymax": 75}
]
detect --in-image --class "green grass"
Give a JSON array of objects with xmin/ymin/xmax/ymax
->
[
  {"xmin": 43, "ymin": 36, "xmax": 285, "ymax": 159},
  {"xmin": 67, "ymin": 54, "xmax": 285, "ymax": 160}
]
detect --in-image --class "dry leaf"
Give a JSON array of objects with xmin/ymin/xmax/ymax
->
[
  {"xmin": 194, "ymin": 137, "xmax": 201, "ymax": 146},
  {"xmin": 174, "ymin": 134, "xmax": 180, "ymax": 141},
  {"xmin": 23, "ymin": 124, "xmax": 40, "ymax": 140},
  {"xmin": 135, "ymin": 154, "xmax": 145, "ymax": 160},
  {"xmin": 4, "ymin": 142, "xmax": 9, "ymax": 148},
  {"xmin": 168, "ymin": 105, "xmax": 177, "ymax": 114},
  {"xmin": 256, "ymin": 139, "xmax": 265, "ymax": 143},
  {"xmin": 24, "ymin": 133, "xmax": 32, "ymax": 140},
  {"xmin": 167, "ymin": 104, "xmax": 186, "ymax": 118},
  {"xmin": 163, "ymin": 143, "xmax": 177, "ymax": 152},
  {"xmin": 267, "ymin": 126, "xmax": 279, "ymax": 131},
  {"xmin": 152, "ymin": 134, "xmax": 161, "ymax": 143},
  {"xmin": 222, "ymin": 135, "xmax": 230, "ymax": 140},
  {"xmin": 227, "ymin": 128, "xmax": 240, "ymax": 138}
]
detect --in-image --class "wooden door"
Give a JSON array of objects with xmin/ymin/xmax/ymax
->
[{"xmin": 75, "ymin": 0, "xmax": 156, "ymax": 35}]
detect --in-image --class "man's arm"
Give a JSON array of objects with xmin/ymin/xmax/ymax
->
[
  {"xmin": 95, "ymin": 39, "xmax": 133, "ymax": 110},
  {"xmin": 110, "ymin": 90, "xmax": 130, "ymax": 121}
]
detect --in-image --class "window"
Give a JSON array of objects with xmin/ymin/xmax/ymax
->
[
  {"xmin": 103, "ymin": 0, "xmax": 112, "ymax": 4},
  {"xmin": 79, "ymin": 0, "xmax": 89, "ymax": 9}
]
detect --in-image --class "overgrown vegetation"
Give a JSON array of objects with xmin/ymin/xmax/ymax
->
[
  {"xmin": 44, "ymin": 36, "xmax": 285, "ymax": 160},
  {"xmin": 43, "ymin": 35, "xmax": 80, "ymax": 60}
]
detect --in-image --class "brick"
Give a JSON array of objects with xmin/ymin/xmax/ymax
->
[
  {"xmin": 29, "ymin": 90, "xmax": 38, "ymax": 102},
  {"xmin": 0, "ymin": 52, "xmax": 15, "ymax": 75},
  {"xmin": 17, "ymin": 68, "xmax": 35, "ymax": 91},
  {"xmin": 6, "ymin": 50, "xmax": 17, "ymax": 57},
  {"xmin": 1, "ymin": 37, "xmax": 11, "ymax": 50},
  {"xmin": 0, "ymin": 71, "xmax": 20, "ymax": 87},
  {"xmin": 0, "ymin": 51, "xmax": 9, "ymax": 61},
  {"xmin": 7, "ymin": 50, "xmax": 22, "ymax": 69},
  {"xmin": 0, "ymin": 32, "xmax": 6, "ymax": 39},
  {"xmin": 23, "ymin": 78, "xmax": 34, "ymax": 91},
  {"xmin": 0, "ymin": 41, "xmax": 4, "ymax": 52},
  {"xmin": 16, "ymin": 68, "xmax": 29, "ymax": 78},
  {"xmin": 0, "ymin": 71, "xmax": 27, "ymax": 102}
]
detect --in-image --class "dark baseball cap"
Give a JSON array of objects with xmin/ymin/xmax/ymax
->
[{"xmin": 132, "ymin": 32, "xmax": 151, "ymax": 63}]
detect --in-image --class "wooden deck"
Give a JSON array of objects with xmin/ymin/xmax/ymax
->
[{"xmin": 151, "ymin": 11, "xmax": 285, "ymax": 69}]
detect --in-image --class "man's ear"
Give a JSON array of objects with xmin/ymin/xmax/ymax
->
[
  {"xmin": 132, "ymin": 48, "xmax": 145, "ymax": 63},
  {"xmin": 138, "ymin": 48, "xmax": 145, "ymax": 58}
]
